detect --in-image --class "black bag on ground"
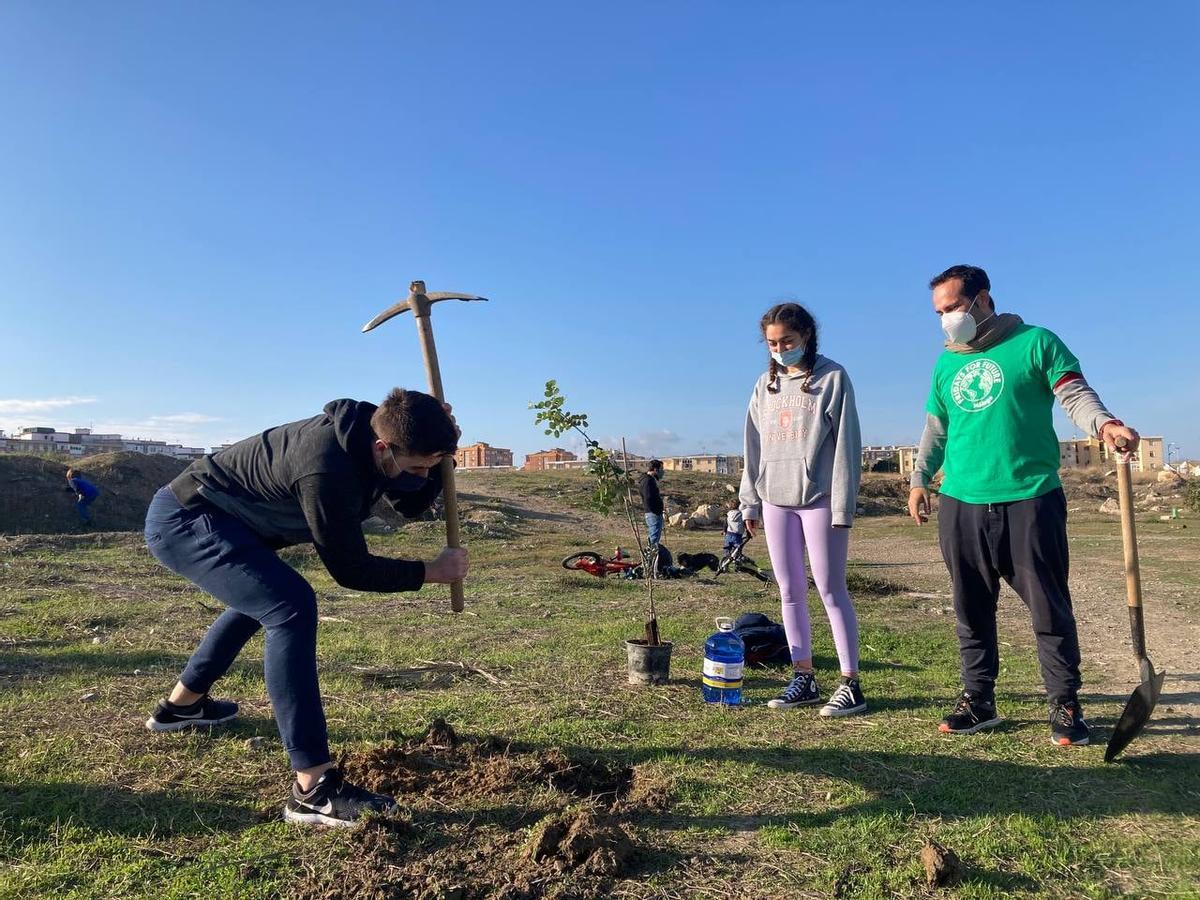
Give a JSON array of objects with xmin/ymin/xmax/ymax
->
[{"xmin": 733, "ymin": 612, "xmax": 791, "ymax": 667}]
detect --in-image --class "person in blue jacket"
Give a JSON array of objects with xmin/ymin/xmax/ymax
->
[{"xmin": 65, "ymin": 469, "xmax": 100, "ymax": 525}]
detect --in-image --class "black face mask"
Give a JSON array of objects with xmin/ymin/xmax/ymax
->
[
  {"xmin": 386, "ymin": 446, "xmax": 431, "ymax": 492},
  {"xmin": 391, "ymin": 471, "xmax": 428, "ymax": 492}
]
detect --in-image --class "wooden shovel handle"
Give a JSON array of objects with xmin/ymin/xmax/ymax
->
[{"xmin": 1115, "ymin": 442, "xmax": 1142, "ymax": 611}]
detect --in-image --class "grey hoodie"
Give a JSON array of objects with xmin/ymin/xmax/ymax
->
[{"xmin": 739, "ymin": 355, "xmax": 863, "ymax": 527}]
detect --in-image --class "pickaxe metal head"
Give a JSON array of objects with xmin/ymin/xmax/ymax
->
[{"xmin": 361, "ymin": 280, "xmax": 489, "ymax": 332}]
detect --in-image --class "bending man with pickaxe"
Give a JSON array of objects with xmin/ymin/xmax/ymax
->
[{"xmin": 142, "ymin": 388, "xmax": 468, "ymax": 826}]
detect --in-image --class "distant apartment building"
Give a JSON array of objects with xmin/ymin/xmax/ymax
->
[
  {"xmin": 524, "ymin": 448, "xmax": 577, "ymax": 471},
  {"xmin": 860, "ymin": 435, "xmax": 1168, "ymax": 481},
  {"xmin": 455, "ymin": 442, "xmax": 514, "ymax": 469},
  {"xmin": 543, "ymin": 457, "xmax": 591, "ymax": 470},
  {"xmin": 1059, "ymin": 435, "xmax": 1165, "ymax": 472},
  {"xmin": 661, "ymin": 454, "xmax": 744, "ymax": 475},
  {"xmin": 544, "ymin": 448, "xmax": 648, "ymax": 471},
  {"xmin": 0, "ymin": 426, "xmax": 206, "ymax": 460},
  {"xmin": 861, "ymin": 445, "xmax": 918, "ymax": 475}
]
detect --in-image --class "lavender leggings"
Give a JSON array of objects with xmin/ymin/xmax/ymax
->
[{"xmin": 761, "ymin": 497, "xmax": 860, "ymax": 673}]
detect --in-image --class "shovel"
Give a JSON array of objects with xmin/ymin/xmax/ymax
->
[{"xmin": 1104, "ymin": 439, "xmax": 1165, "ymax": 762}]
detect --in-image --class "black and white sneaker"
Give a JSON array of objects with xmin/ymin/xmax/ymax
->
[
  {"xmin": 1050, "ymin": 699, "xmax": 1090, "ymax": 746},
  {"xmin": 938, "ymin": 691, "xmax": 1001, "ymax": 735},
  {"xmin": 819, "ymin": 676, "xmax": 867, "ymax": 717},
  {"xmin": 767, "ymin": 671, "xmax": 822, "ymax": 709},
  {"xmin": 283, "ymin": 767, "xmax": 398, "ymax": 827},
  {"xmin": 145, "ymin": 695, "xmax": 239, "ymax": 732}
]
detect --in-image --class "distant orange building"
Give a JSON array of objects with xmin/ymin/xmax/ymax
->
[
  {"xmin": 455, "ymin": 442, "xmax": 514, "ymax": 469},
  {"xmin": 523, "ymin": 448, "xmax": 577, "ymax": 471}
]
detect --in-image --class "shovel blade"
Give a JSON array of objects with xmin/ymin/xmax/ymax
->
[{"xmin": 1104, "ymin": 663, "xmax": 1165, "ymax": 763}]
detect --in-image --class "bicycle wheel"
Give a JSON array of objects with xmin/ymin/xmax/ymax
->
[{"xmin": 562, "ymin": 551, "xmax": 604, "ymax": 571}]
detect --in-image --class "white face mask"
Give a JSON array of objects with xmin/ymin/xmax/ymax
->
[{"xmin": 941, "ymin": 295, "xmax": 993, "ymax": 344}]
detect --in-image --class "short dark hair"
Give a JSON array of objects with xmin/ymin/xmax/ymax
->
[
  {"xmin": 648, "ymin": 459, "xmax": 663, "ymax": 472},
  {"xmin": 371, "ymin": 388, "xmax": 458, "ymax": 457},
  {"xmin": 930, "ymin": 265, "xmax": 990, "ymax": 298}
]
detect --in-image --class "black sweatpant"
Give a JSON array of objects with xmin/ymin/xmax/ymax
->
[{"xmin": 937, "ymin": 487, "xmax": 1082, "ymax": 703}]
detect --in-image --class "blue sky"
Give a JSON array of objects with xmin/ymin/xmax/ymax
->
[{"xmin": 2, "ymin": 3, "xmax": 1197, "ymax": 462}]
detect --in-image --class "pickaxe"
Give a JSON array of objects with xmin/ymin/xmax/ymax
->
[{"xmin": 362, "ymin": 280, "xmax": 488, "ymax": 612}]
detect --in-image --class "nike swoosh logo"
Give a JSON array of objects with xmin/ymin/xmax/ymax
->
[{"xmin": 303, "ymin": 800, "xmax": 334, "ymax": 814}]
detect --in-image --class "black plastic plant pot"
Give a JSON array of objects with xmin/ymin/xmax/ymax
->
[{"xmin": 625, "ymin": 639, "xmax": 673, "ymax": 685}]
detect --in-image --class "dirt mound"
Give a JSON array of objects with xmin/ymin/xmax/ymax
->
[
  {"xmin": 343, "ymin": 734, "xmax": 633, "ymax": 808},
  {"xmin": 857, "ymin": 474, "xmax": 910, "ymax": 516},
  {"xmin": 0, "ymin": 451, "xmax": 189, "ymax": 535},
  {"xmin": 296, "ymin": 721, "xmax": 653, "ymax": 900}
]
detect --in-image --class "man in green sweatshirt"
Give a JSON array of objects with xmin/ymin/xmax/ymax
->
[{"xmin": 908, "ymin": 265, "xmax": 1139, "ymax": 748}]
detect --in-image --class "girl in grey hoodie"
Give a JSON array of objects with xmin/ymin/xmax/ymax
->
[{"xmin": 739, "ymin": 303, "xmax": 866, "ymax": 717}]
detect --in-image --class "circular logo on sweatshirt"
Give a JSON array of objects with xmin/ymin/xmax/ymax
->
[{"xmin": 950, "ymin": 359, "xmax": 1004, "ymax": 412}]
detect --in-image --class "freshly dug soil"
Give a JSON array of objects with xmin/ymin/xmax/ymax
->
[{"xmin": 294, "ymin": 720, "xmax": 657, "ymax": 900}]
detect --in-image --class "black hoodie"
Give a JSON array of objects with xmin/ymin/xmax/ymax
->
[{"xmin": 169, "ymin": 399, "xmax": 443, "ymax": 592}]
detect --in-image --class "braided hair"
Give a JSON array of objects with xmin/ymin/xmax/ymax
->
[{"xmin": 761, "ymin": 303, "xmax": 818, "ymax": 394}]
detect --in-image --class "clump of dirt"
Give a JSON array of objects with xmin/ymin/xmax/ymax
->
[
  {"xmin": 524, "ymin": 808, "xmax": 635, "ymax": 875},
  {"xmin": 420, "ymin": 716, "xmax": 460, "ymax": 749},
  {"xmin": 296, "ymin": 722, "xmax": 653, "ymax": 900},
  {"xmin": 921, "ymin": 839, "xmax": 964, "ymax": 888}
]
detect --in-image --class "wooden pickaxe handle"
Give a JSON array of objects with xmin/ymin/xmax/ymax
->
[
  {"xmin": 413, "ymin": 312, "xmax": 466, "ymax": 613},
  {"xmin": 362, "ymin": 280, "xmax": 487, "ymax": 614}
]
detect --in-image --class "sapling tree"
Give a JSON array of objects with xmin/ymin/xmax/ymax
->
[{"xmin": 530, "ymin": 380, "xmax": 663, "ymax": 645}]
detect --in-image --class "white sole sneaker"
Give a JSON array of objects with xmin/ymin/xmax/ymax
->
[
  {"xmin": 766, "ymin": 697, "xmax": 823, "ymax": 710},
  {"xmin": 819, "ymin": 702, "xmax": 867, "ymax": 718},
  {"xmin": 1050, "ymin": 734, "xmax": 1089, "ymax": 746},
  {"xmin": 282, "ymin": 806, "xmax": 358, "ymax": 827},
  {"xmin": 939, "ymin": 716, "xmax": 1002, "ymax": 735},
  {"xmin": 144, "ymin": 712, "xmax": 238, "ymax": 732}
]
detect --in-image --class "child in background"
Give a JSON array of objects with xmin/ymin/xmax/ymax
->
[{"xmin": 724, "ymin": 498, "xmax": 745, "ymax": 552}]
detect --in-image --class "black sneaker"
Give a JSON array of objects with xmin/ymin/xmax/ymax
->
[
  {"xmin": 939, "ymin": 691, "xmax": 1001, "ymax": 735},
  {"xmin": 820, "ymin": 676, "xmax": 867, "ymax": 718},
  {"xmin": 767, "ymin": 671, "xmax": 822, "ymax": 709},
  {"xmin": 283, "ymin": 767, "xmax": 398, "ymax": 827},
  {"xmin": 1050, "ymin": 699, "xmax": 1090, "ymax": 746},
  {"xmin": 145, "ymin": 695, "xmax": 239, "ymax": 732}
]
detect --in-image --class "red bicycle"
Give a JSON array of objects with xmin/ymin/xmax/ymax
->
[{"xmin": 561, "ymin": 547, "xmax": 641, "ymax": 578}]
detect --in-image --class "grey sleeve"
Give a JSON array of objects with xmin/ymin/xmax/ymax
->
[
  {"xmin": 830, "ymin": 372, "xmax": 863, "ymax": 527},
  {"xmin": 910, "ymin": 413, "xmax": 948, "ymax": 489},
  {"xmin": 738, "ymin": 389, "xmax": 763, "ymax": 521},
  {"xmin": 1054, "ymin": 374, "xmax": 1117, "ymax": 437}
]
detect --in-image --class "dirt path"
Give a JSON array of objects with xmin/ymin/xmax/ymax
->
[{"xmin": 848, "ymin": 517, "xmax": 1200, "ymax": 735}]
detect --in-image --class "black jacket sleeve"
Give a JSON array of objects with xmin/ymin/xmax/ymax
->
[
  {"xmin": 639, "ymin": 474, "xmax": 664, "ymax": 515},
  {"xmin": 380, "ymin": 465, "xmax": 446, "ymax": 519},
  {"xmin": 295, "ymin": 472, "xmax": 426, "ymax": 592}
]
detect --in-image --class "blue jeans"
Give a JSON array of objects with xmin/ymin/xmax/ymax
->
[
  {"xmin": 644, "ymin": 512, "xmax": 663, "ymax": 548},
  {"xmin": 77, "ymin": 496, "xmax": 95, "ymax": 523},
  {"xmin": 144, "ymin": 486, "xmax": 329, "ymax": 770}
]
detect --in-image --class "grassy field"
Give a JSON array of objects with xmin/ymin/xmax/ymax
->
[{"xmin": 1, "ymin": 472, "xmax": 1198, "ymax": 899}]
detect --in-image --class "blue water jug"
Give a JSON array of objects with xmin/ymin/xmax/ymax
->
[{"xmin": 702, "ymin": 617, "xmax": 744, "ymax": 705}]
